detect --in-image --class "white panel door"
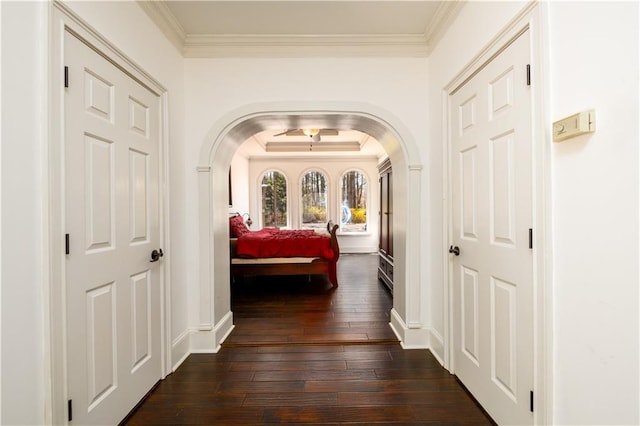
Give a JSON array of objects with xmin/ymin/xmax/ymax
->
[
  {"xmin": 65, "ymin": 30, "xmax": 162, "ymax": 425},
  {"xmin": 450, "ymin": 30, "xmax": 533, "ymax": 425}
]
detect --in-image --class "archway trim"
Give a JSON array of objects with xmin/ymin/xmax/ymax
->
[{"xmin": 196, "ymin": 101, "xmax": 426, "ymax": 350}]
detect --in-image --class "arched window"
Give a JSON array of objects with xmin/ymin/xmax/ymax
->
[
  {"xmin": 340, "ymin": 170, "xmax": 368, "ymax": 232},
  {"xmin": 260, "ymin": 171, "xmax": 287, "ymax": 228},
  {"xmin": 301, "ymin": 170, "xmax": 328, "ymax": 229}
]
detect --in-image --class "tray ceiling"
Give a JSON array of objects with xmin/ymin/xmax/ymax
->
[{"xmin": 139, "ymin": 1, "xmax": 464, "ymax": 57}]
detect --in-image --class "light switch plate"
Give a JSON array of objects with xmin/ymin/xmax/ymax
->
[{"xmin": 552, "ymin": 110, "xmax": 595, "ymax": 142}]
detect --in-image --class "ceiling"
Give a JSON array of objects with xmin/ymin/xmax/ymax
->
[
  {"xmin": 138, "ymin": 1, "xmax": 464, "ymax": 158},
  {"xmin": 237, "ymin": 129, "xmax": 387, "ymax": 159},
  {"xmin": 139, "ymin": 1, "xmax": 464, "ymax": 57}
]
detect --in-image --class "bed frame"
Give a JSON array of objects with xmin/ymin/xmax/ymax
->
[{"xmin": 230, "ymin": 223, "xmax": 340, "ymax": 287}]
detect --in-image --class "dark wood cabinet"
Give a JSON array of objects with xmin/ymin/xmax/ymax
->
[{"xmin": 378, "ymin": 159, "xmax": 393, "ymax": 293}]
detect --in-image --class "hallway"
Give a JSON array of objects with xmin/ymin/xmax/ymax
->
[{"xmin": 124, "ymin": 254, "xmax": 493, "ymax": 424}]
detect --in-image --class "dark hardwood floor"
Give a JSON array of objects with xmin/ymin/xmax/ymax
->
[
  {"xmin": 124, "ymin": 254, "xmax": 493, "ymax": 425},
  {"xmin": 226, "ymin": 253, "xmax": 398, "ymax": 346}
]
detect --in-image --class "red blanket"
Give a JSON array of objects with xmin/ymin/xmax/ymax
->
[{"xmin": 236, "ymin": 228, "xmax": 335, "ymax": 260}]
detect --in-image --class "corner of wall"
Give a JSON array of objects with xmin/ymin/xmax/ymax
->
[
  {"xmin": 189, "ymin": 311, "xmax": 234, "ymax": 354},
  {"xmin": 389, "ymin": 308, "xmax": 429, "ymax": 349}
]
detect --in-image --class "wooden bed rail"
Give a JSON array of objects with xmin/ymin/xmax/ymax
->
[{"xmin": 230, "ymin": 222, "xmax": 340, "ymax": 287}]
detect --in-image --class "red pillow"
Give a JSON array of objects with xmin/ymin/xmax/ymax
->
[{"xmin": 229, "ymin": 215, "xmax": 250, "ymax": 237}]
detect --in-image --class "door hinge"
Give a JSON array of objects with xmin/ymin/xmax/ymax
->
[
  {"xmin": 528, "ymin": 228, "xmax": 533, "ymax": 250},
  {"xmin": 65, "ymin": 234, "xmax": 70, "ymax": 255},
  {"xmin": 530, "ymin": 390, "xmax": 534, "ymax": 412},
  {"xmin": 68, "ymin": 399, "xmax": 73, "ymax": 422},
  {"xmin": 526, "ymin": 64, "xmax": 531, "ymax": 86},
  {"xmin": 64, "ymin": 66, "xmax": 69, "ymax": 88}
]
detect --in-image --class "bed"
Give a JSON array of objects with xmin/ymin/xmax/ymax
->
[{"xmin": 229, "ymin": 215, "xmax": 340, "ymax": 287}]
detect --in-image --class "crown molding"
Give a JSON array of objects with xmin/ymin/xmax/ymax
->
[
  {"xmin": 424, "ymin": 1, "xmax": 466, "ymax": 55},
  {"xmin": 137, "ymin": 1, "xmax": 186, "ymax": 54},
  {"xmin": 183, "ymin": 34, "xmax": 430, "ymax": 58},
  {"xmin": 139, "ymin": 1, "xmax": 465, "ymax": 58}
]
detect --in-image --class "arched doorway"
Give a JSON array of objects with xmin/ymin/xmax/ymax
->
[{"xmin": 194, "ymin": 102, "xmax": 427, "ymax": 350}]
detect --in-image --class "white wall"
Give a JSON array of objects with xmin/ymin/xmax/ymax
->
[
  {"xmin": 230, "ymin": 152, "xmax": 250, "ymax": 215},
  {"xmin": 246, "ymin": 156, "xmax": 380, "ymax": 253},
  {"xmin": 5, "ymin": 1, "xmax": 636, "ymax": 423},
  {"xmin": 1, "ymin": 2, "xmax": 186, "ymax": 423},
  {"xmin": 0, "ymin": 1, "xmax": 3, "ymax": 421},
  {"xmin": 548, "ymin": 2, "xmax": 638, "ymax": 424},
  {"xmin": 184, "ymin": 57, "xmax": 428, "ymax": 328},
  {"xmin": 1, "ymin": 2, "xmax": 47, "ymax": 424},
  {"xmin": 428, "ymin": 1, "xmax": 639, "ymax": 424}
]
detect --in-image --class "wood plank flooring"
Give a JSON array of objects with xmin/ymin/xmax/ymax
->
[
  {"xmin": 124, "ymin": 254, "xmax": 494, "ymax": 425},
  {"xmin": 227, "ymin": 253, "xmax": 398, "ymax": 346}
]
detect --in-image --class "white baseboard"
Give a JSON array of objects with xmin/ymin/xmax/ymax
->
[
  {"xmin": 428, "ymin": 329, "xmax": 445, "ymax": 366},
  {"xmin": 215, "ymin": 311, "xmax": 235, "ymax": 344},
  {"xmin": 171, "ymin": 330, "xmax": 191, "ymax": 372},
  {"xmin": 175, "ymin": 309, "xmax": 439, "ymax": 368},
  {"xmin": 190, "ymin": 310, "xmax": 235, "ymax": 353},
  {"xmin": 340, "ymin": 248, "xmax": 378, "ymax": 254},
  {"xmin": 389, "ymin": 308, "xmax": 429, "ymax": 349}
]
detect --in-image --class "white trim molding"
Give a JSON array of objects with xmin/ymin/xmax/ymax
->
[
  {"xmin": 196, "ymin": 102, "xmax": 423, "ymax": 352},
  {"xmin": 441, "ymin": 1, "xmax": 550, "ymax": 423},
  {"xmin": 49, "ymin": 2, "xmax": 172, "ymax": 424},
  {"xmin": 190, "ymin": 311, "xmax": 235, "ymax": 353},
  {"xmin": 172, "ymin": 311, "xmax": 235, "ymax": 366},
  {"xmin": 183, "ymin": 34, "xmax": 430, "ymax": 58},
  {"xmin": 136, "ymin": 0, "xmax": 186, "ymax": 54},
  {"xmin": 404, "ymin": 165, "xmax": 423, "ymax": 330},
  {"xmin": 0, "ymin": 0, "xmax": 3, "ymax": 420},
  {"xmin": 424, "ymin": 0, "xmax": 466, "ymax": 55},
  {"xmin": 428, "ymin": 329, "xmax": 445, "ymax": 365},
  {"xmin": 171, "ymin": 330, "xmax": 191, "ymax": 372},
  {"xmin": 137, "ymin": 1, "xmax": 464, "ymax": 58},
  {"xmin": 389, "ymin": 308, "xmax": 429, "ymax": 349},
  {"xmin": 197, "ymin": 165, "xmax": 214, "ymax": 330}
]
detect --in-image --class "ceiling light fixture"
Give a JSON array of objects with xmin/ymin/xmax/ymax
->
[{"xmin": 302, "ymin": 128, "xmax": 321, "ymax": 143}]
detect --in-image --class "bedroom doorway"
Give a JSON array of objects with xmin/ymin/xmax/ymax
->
[
  {"xmin": 196, "ymin": 106, "xmax": 425, "ymax": 351},
  {"xmin": 226, "ymin": 127, "xmax": 394, "ymax": 345}
]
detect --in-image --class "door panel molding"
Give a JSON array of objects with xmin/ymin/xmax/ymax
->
[
  {"xmin": 442, "ymin": 2, "xmax": 550, "ymax": 424},
  {"xmin": 48, "ymin": 3, "xmax": 171, "ymax": 424},
  {"xmin": 451, "ymin": 28, "xmax": 533, "ymax": 423}
]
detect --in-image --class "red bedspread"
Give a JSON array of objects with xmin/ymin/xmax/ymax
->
[{"xmin": 236, "ymin": 228, "xmax": 335, "ymax": 260}]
